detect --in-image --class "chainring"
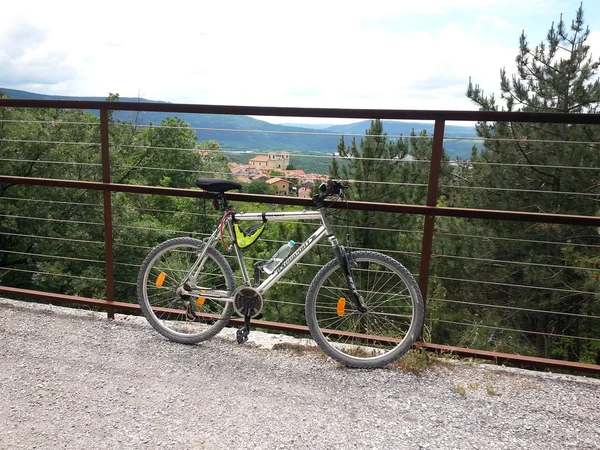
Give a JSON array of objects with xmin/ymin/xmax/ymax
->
[{"xmin": 232, "ymin": 286, "xmax": 263, "ymax": 318}]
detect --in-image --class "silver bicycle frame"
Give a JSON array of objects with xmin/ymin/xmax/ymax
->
[
  {"xmin": 188, "ymin": 209, "xmax": 334, "ymax": 300},
  {"xmin": 234, "ymin": 210, "xmax": 328, "ymax": 295}
]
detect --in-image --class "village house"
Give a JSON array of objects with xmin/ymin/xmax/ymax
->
[
  {"xmin": 229, "ymin": 163, "xmax": 256, "ymax": 182},
  {"xmin": 249, "ymin": 152, "xmax": 290, "ymax": 170},
  {"xmin": 228, "ymin": 156, "xmax": 327, "ymax": 197},
  {"xmin": 282, "ymin": 169, "xmax": 306, "ymax": 185},
  {"xmin": 298, "ymin": 187, "xmax": 312, "ymax": 198},
  {"xmin": 266, "ymin": 177, "xmax": 290, "ymax": 195},
  {"xmin": 304, "ymin": 173, "xmax": 328, "ymax": 186},
  {"xmin": 250, "ymin": 174, "xmax": 270, "ymax": 182},
  {"xmin": 248, "ymin": 155, "xmax": 269, "ymax": 170}
]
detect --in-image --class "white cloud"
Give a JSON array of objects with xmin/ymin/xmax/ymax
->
[
  {"xmin": 0, "ymin": 0, "xmax": 597, "ymax": 124},
  {"xmin": 475, "ymin": 13, "xmax": 514, "ymax": 31}
]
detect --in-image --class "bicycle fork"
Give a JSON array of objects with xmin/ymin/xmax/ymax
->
[{"xmin": 329, "ymin": 236, "xmax": 367, "ymax": 313}]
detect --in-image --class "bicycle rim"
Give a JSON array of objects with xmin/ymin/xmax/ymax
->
[
  {"xmin": 306, "ymin": 251, "xmax": 423, "ymax": 368},
  {"xmin": 139, "ymin": 238, "xmax": 234, "ymax": 343}
]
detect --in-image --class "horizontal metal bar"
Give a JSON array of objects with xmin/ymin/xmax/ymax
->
[
  {"xmin": 1, "ymin": 286, "xmax": 598, "ymax": 375},
  {"xmin": 416, "ymin": 342, "xmax": 600, "ymax": 375},
  {"xmin": 0, "ymin": 286, "xmax": 136, "ymax": 311},
  {"xmin": 1, "ymin": 175, "xmax": 599, "ymax": 227},
  {"xmin": 2, "ymin": 99, "xmax": 600, "ymax": 124}
]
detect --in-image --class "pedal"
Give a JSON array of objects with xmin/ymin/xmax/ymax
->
[{"xmin": 236, "ymin": 326, "xmax": 249, "ymax": 344}]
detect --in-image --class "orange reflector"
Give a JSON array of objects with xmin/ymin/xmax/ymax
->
[
  {"xmin": 197, "ymin": 297, "xmax": 206, "ymax": 306},
  {"xmin": 337, "ymin": 297, "xmax": 346, "ymax": 317},
  {"xmin": 155, "ymin": 272, "xmax": 166, "ymax": 288}
]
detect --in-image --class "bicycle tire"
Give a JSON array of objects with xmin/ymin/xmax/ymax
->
[
  {"xmin": 137, "ymin": 237, "xmax": 235, "ymax": 344},
  {"xmin": 305, "ymin": 250, "xmax": 424, "ymax": 368}
]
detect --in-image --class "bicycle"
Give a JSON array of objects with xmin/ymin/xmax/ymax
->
[{"xmin": 137, "ymin": 178, "xmax": 424, "ymax": 368}]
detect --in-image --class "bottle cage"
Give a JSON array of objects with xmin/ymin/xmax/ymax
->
[{"xmin": 234, "ymin": 222, "xmax": 266, "ymax": 249}]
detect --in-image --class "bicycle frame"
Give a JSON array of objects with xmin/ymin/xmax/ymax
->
[
  {"xmin": 184, "ymin": 208, "xmax": 341, "ymax": 301},
  {"xmin": 138, "ymin": 180, "xmax": 423, "ymax": 367}
]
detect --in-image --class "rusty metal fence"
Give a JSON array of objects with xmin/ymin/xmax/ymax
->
[{"xmin": 1, "ymin": 98, "xmax": 599, "ymax": 374}]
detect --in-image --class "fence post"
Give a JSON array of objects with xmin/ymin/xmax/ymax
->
[
  {"xmin": 100, "ymin": 109, "xmax": 115, "ymax": 319},
  {"xmin": 418, "ymin": 119, "xmax": 445, "ymax": 309}
]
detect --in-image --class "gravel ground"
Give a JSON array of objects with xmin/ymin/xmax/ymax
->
[{"xmin": 1, "ymin": 297, "xmax": 599, "ymax": 450}]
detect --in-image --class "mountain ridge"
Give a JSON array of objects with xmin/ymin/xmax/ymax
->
[{"xmin": 0, "ymin": 88, "xmax": 478, "ymax": 158}]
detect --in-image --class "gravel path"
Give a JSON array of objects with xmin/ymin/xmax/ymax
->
[{"xmin": 1, "ymin": 297, "xmax": 599, "ymax": 450}]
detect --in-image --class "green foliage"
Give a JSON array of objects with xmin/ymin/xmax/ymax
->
[
  {"xmin": 329, "ymin": 120, "xmax": 445, "ymax": 273},
  {"xmin": 243, "ymin": 180, "xmax": 277, "ymax": 195},
  {"xmin": 3, "ymin": 5, "xmax": 600, "ymax": 367},
  {"xmin": 0, "ymin": 95, "xmax": 229, "ymax": 304},
  {"xmin": 434, "ymin": 4, "xmax": 600, "ymax": 363},
  {"xmin": 0, "ymin": 98, "xmax": 107, "ymax": 296}
]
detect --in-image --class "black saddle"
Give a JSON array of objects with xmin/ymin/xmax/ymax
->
[{"xmin": 195, "ymin": 178, "xmax": 242, "ymax": 193}]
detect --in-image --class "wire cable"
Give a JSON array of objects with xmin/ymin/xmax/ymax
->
[
  {"xmin": 0, "ymin": 266, "xmax": 105, "ymax": 282},
  {"xmin": 431, "ymin": 318, "xmax": 600, "ymax": 342},
  {"xmin": 431, "ymin": 276, "xmax": 598, "ymax": 296},
  {"xmin": 0, "ymin": 138, "xmax": 100, "ymax": 146},
  {"xmin": 0, "ymin": 214, "xmax": 104, "ymax": 227},
  {"xmin": 0, "ymin": 249, "xmax": 104, "ymax": 264},
  {"xmin": 0, "ymin": 231, "xmax": 104, "ymax": 245},
  {"xmin": 431, "ymin": 253, "xmax": 600, "ymax": 273},
  {"xmin": 429, "ymin": 297, "xmax": 600, "ymax": 320}
]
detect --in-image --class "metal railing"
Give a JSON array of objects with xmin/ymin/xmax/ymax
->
[{"xmin": 1, "ymin": 97, "xmax": 599, "ymax": 374}]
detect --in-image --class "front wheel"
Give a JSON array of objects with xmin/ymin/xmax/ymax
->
[
  {"xmin": 305, "ymin": 251, "xmax": 424, "ymax": 368},
  {"xmin": 137, "ymin": 237, "xmax": 235, "ymax": 344}
]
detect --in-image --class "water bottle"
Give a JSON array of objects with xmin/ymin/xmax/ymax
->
[{"xmin": 263, "ymin": 240, "xmax": 295, "ymax": 274}]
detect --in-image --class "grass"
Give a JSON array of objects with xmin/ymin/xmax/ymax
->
[
  {"xmin": 448, "ymin": 374, "xmax": 501, "ymax": 397},
  {"xmin": 451, "ymin": 375, "xmax": 499, "ymax": 397},
  {"xmin": 393, "ymin": 349, "xmax": 436, "ymax": 375},
  {"xmin": 270, "ymin": 343, "xmax": 456, "ymax": 375},
  {"xmin": 486, "ymin": 381, "xmax": 498, "ymax": 396},
  {"xmin": 485, "ymin": 373, "xmax": 498, "ymax": 395},
  {"xmin": 454, "ymin": 385, "xmax": 467, "ymax": 396},
  {"xmin": 271, "ymin": 342, "xmax": 327, "ymax": 359}
]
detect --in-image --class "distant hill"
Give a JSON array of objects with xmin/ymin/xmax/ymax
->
[
  {"xmin": 0, "ymin": 88, "xmax": 163, "ymax": 104},
  {"xmin": 0, "ymin": 88, "xmax": 479, "ymax": 159},
  {"xmin": 279, "ymin": 123, "xmax": 336, "ymax": 129},
  {"xmin": 323, "ymin": 120, "xmax": 480, "ymax": 159}
]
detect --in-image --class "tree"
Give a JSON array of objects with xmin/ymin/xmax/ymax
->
[
  {"xmin": 0, "ymin": 99, "xmax": 107, "ymax": 295},
  {"xmin": 330, "ymin": 120, "xmax": 447, "ymax": 270},
  {"xmin": 440, "ymin": 4, "xmax": 600, "ymax": 362},
  {"xmin": 244, "ymin": 180, "xmax": 277, "ymax": 195},
  {"xmin": 0, "ymin": 96, "xmax": 233, "ymax": 304}
]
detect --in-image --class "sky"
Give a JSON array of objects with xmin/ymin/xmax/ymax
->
[{"xmin": 1, "ymin": 0, "xmax": 599, "ymax": 124}]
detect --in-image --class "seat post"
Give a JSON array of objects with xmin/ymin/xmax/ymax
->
[{"xmin": 219, "ymin": 192, "xmax": 230, "ymax": 211}]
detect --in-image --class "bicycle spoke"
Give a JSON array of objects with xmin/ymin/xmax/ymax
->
[
  {"xmin": 307, "ymin": 251, "xmax": 423, "ymax": 367},
  {"xmin": 138, "ymin": 238, "xmax": 234, "ymax": 343}
]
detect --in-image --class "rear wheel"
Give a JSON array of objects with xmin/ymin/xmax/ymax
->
[
  {"xmin": 305, "ymin": 251, "xmax": 424, "ymax": 368},
  {"xmin": 137, "ymin": 237, "xmax": 235, "ymax": 344}
]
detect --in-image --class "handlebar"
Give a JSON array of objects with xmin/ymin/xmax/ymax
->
[{"xmin": 312, "ymin": 180, "xmax": 349, "ymax": 206}]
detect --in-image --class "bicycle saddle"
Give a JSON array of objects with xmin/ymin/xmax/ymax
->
[{"xmin": 195, "ymin": 178, "xmax": 243, "ymax": 193}]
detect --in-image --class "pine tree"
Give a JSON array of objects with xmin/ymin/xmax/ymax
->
[
  {"xmin": 329, "ymin": 120, "xmax": 448, "ymax": 276},
  {"xmin": 441, "ymin": 4, "xmax": 600, "ymax": 362}
]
